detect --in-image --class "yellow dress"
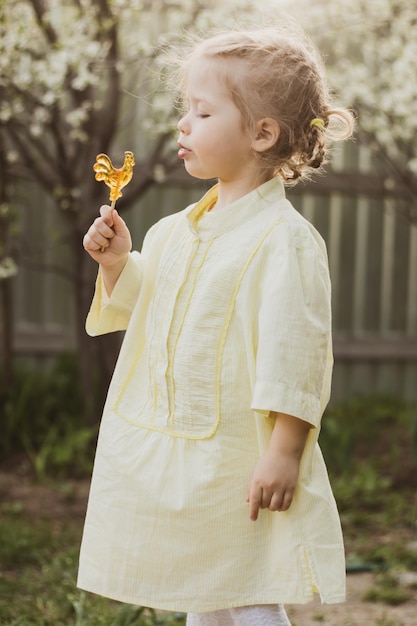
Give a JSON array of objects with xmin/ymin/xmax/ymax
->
[{"xmin": 77, "ymin": 177, "xmax": 345, "ymax": 611}]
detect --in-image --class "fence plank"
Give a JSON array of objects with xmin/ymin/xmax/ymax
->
[
  {"xmin": 327, "ymin": 193, "xmax": 343, "ymax": 328},
  {"xmin": 7, "ymin": 140, "xmax": 417, "ymax": 401},
  {"xmin": 352, "ymin": 196, "xmax": 369, "ymax": 335},
  {"xmin": 380, "ymin": 201, "xmax": 396, "ymax": 333},
  {"xmin": 406, "ymin": 226, "xmax": 417, "ymax": 335}
]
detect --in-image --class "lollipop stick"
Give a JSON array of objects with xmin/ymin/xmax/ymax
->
[{"xmin": 100, "ymin": 199, "xmax": 116, "ymax": 253}]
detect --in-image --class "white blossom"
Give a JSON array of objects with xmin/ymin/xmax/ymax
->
[
  {"xmin": 14, "ymin": 0, "xmax": 414, "ymax": 207},
  {"xmin": 1, "ymin": 0, "xmax": 273, "ymax": 147},
  {"xmin": 408, "ymin": 159, "xmax": 417, "ymax": 176},
  {"xmin": 284, "ymin": 0, "xmax": 417, "ymax": 193},
  {"xmin": 0, "ymin": 258, "xmax": 18, "ymax": 280}
]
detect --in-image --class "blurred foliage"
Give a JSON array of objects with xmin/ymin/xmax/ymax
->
[
  {"xmin": 1, "ymin": 384, "xmax": 417, "ymax": 623},
  {"xmin": 1, "ymin": 354, "xmax": 417, "ymax": 488},
  {"xmin": 0, "ymin": 509, "xmax": 186, "ymax": 625},
  {"xmin": 319, "ymin": 395, "xmax": 417, "ymax": 580},
  {"xmin": 0, "ymin": 352, "xmax": 97, "ymax": 479},
  {"xmin": 321, "ymin": 395, "xmax": 417, "ymax": 487},
  {"xmin": 363, "ymin": 572, "xmax": 411, "ymax": 606}
]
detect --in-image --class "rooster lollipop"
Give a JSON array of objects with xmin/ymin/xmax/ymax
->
[{"xmin": 93, "ymin": 151, "xmax": 135, "ymax": 250}]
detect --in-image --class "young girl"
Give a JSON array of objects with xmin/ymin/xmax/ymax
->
[{"xmin": 78, "ymin": 24, "xmax": 354, "ymax": 626}]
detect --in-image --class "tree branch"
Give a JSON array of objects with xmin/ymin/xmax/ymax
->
[
  {"xmin": 29, "ymin": 0, "xmax": 58, "ymax": 46},
  {"xmin": 89, "ymin": 0, "xmax": 121, "ymax": 153},
  {"xmin": 6, "ymin": 126, "xmax": 57, "ymax": 192},
  {"xmin": 117, "ymin": 131, "xmax": 175, "ymax": 211}
]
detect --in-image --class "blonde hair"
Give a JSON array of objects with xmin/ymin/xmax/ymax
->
[{"xmin": 171, "ymin": 26, "xmax": 354, "ymax": 185}]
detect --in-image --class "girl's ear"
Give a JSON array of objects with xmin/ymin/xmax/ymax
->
[{"xmin": 252, "ymin": 118, "xmax": 280, "ymax": 153}]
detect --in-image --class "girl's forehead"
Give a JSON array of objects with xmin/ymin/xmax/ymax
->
[
  {"xmin": 184, "ymin": 54, "xmax": 243, "ymax": 94},
  {"xmin": 186, "ymin": 54, "xmax": 220, "ymax": 79},
  {"xmin": 184, "ymin": 56, "xmax": 229, "ymax": 95}
]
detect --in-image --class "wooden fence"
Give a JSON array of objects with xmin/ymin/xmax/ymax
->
[
  {"xmin": 289, "ymin": 143, "xmax": 417, "ymax": 401},
  {"xmin": 5, "ymin": 140, "xmax": 417, "ymax": 402}
]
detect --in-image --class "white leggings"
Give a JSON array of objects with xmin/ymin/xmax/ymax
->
[{"xmin": 186, "ymin": 604, "xmax": 291, "ymax": 626}]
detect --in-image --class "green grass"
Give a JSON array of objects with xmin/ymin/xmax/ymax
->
[
  {"xmin": 375, "ymin": 617, "xmax": 400, "ymax": 626},
  {"xmin": 1, "ymin": 482, "xmax": 416, "ymax": 626},
  {"xmin": 363, "ymin": 573, "xmax": 411, "ymax": 606},
  {"xmin": 0, "ymin": 508, "xmax": 185, "ymax": 626},
  {"xmin": 1, "ymin": 392, "xmax": 417, "ymax": 624}
]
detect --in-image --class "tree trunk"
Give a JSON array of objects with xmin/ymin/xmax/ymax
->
[
  {"xmin": 73, "ymin": 236, "xmax": 98, "ymax": 424},
  {"xmin": 0, "ymin": 132, "xmax": 14, "ymax": 398},
  {"xmin": 0, "ymin": 278, "xmax": 14, "ymax": 396},
  {"xmin": 72, "ymin": 226, "xmax": 122, "ymax": 425}
]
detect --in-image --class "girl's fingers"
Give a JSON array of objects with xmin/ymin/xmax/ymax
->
[
  {"xmin": 261, "ymin": 489, "xmax": 271, "ymax": 509},
  {"xmin": 83, "ymin": 227, "xmax": 112, "ymax": 251},
  {"xmin": 268, "ymin": 492, "xmax": 284, "ymax": 512},
  {"xmin": 280, "ymin": 489, "xmax": 294, "ymax": 512},
  {"xmin": 94, "ymin": 216, "xmax": 115, "ymax": 239},
  {"xmin": 83, "ymin": 206, "xmax": 132, "ymax": 262},
  {"xmin": 83, "ymin": 232, "xmax": 103, "ymax": 252},
  {"xmin": 248, "ymin": 486, "xmax": 262, "ymax": 521},
  {"xmin": 83, "ymin": 217, "xmax": 114, "ymax": 250},
  {"xmin": 99, "ymin": 204, "xmax": 114, "ymax": 225}
]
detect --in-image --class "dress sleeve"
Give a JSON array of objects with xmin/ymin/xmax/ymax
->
[
  {"xmin": 85, "ymin": 251, "xmax": 144, "ymax": 336},
  {"xmin": 250, "ymin": 230, "xmax": 332, "ymax": 428}
]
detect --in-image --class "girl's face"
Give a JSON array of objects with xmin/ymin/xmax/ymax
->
[{"xmin": 177, "ymin": 57, "xmax": 257, "ymax": 185}]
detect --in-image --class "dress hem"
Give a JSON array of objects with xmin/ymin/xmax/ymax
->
[{"xmin": 76, "ymin": 583, "xmax": 346, "ymax": 613}]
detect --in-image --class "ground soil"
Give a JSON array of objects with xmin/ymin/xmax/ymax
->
[
  {"xmin": 1, "ymin": 464, "xmax": 417, "ymax": 626},
  {"xmin": 287, "ymin": 574, "xmax": 417, "ymax": 626}
]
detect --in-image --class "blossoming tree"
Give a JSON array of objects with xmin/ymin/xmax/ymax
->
[
  {"xmin": 3, "ymin": 0, "xmax": 416, "ymax": 417},
  {"xmin": 0, "ymin": 0, "xmax": 260, "ymax": 418},
  {"xmin": 289, "ymin": 0, "xmax": 417, "ymax": 221}
]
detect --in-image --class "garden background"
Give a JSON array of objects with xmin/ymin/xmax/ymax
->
[{"xmin": 1, "ymin": 1, "xmax": 417, "ymax": 625}]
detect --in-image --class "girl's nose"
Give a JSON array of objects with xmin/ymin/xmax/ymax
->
[{"xmin": 178, "ymin": 114, "xmax": 190, "ymax": 134}]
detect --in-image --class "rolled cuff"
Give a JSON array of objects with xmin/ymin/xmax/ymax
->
[
  {"xmin": 86, "ymin": 252, "xmax": 143, "ymax": 336},
  {"xmin": 251, "ymin": 379, "xmax": 322, "ymax": 428}
]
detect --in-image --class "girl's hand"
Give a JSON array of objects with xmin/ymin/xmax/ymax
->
[
  {"xmin": 246, "ymin": 412, "xmax": 311, "ymax": 521},
  {"xmin": 83, "ymin": 205, "xmax": 132, "ymax": 267},
  {"xmin": 246, "ymin": 449, "xmax": 300, "ymax": 521}
]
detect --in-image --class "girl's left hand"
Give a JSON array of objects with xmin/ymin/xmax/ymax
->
[{"xmin": 245, "ymin": 449, "xmax": 301, "ymax": 521}]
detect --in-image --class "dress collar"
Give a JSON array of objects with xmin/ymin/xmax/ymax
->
[{"xmin": 185, "ymin": 177, "xmax": 286, "ymax": 240}]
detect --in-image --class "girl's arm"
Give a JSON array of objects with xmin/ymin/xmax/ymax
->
[
  {"xmin": 246, "ymin": 412, "xmax": 311, "ymax": 521},
  {"xmin": 83, "ymin": 204, "xmax": 132, "ymax": 296}
]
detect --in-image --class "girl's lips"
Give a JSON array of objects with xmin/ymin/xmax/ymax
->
[{"xmin": 178, "ymin": 144, "xmax": 192, "ymax": 159}]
